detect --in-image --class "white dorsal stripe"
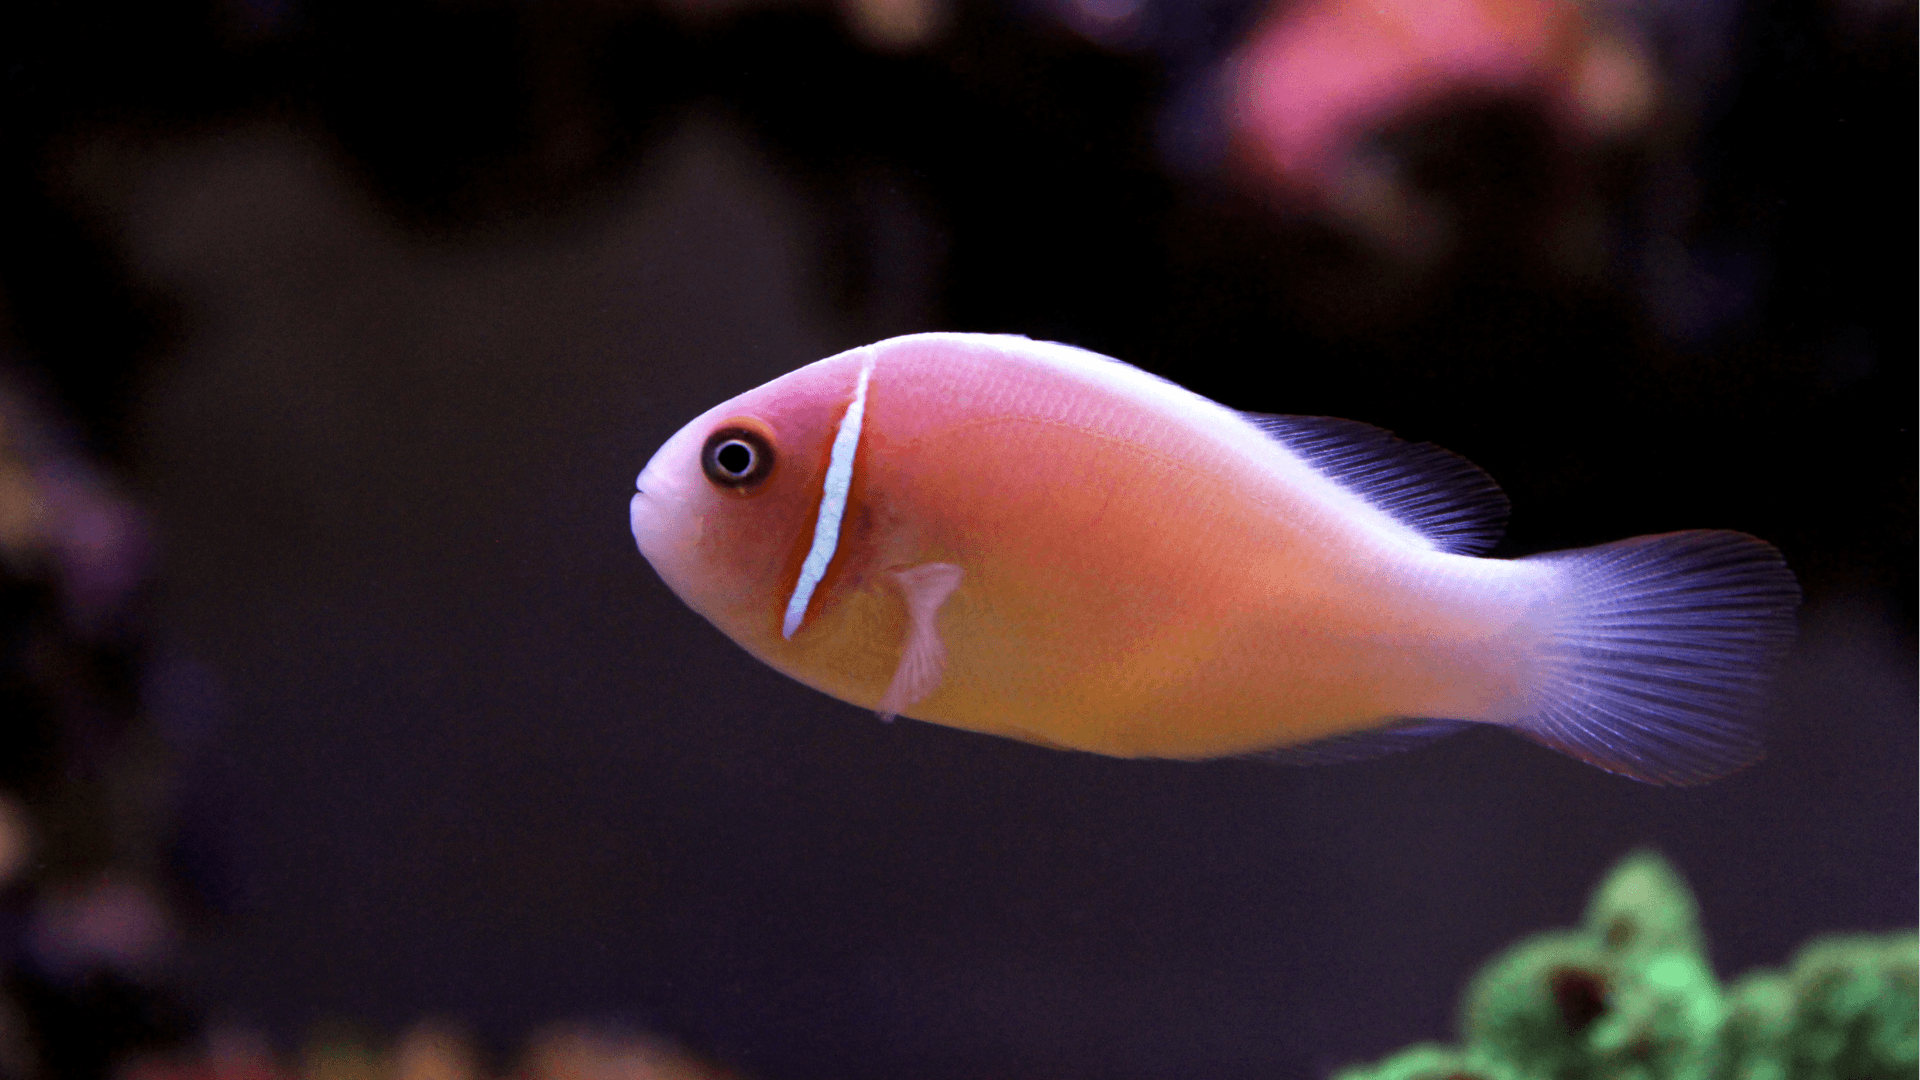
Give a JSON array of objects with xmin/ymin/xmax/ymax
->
[{"xmin": 782, "ymin": 357, "xmax": 873, "ymax": 638}]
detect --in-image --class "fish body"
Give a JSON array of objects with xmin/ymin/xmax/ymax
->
[{"xmin": 631, "ymin": 333, "xmax": 1797, "ymax": 783}]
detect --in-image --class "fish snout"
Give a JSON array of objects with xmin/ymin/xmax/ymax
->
[
  {"xmin": 629, "ymin": 491, "xmax": 656, "ymax": 557},
  {"xmin": 629, "ymin": 462, "xmax": 703, "ymax": 564}
]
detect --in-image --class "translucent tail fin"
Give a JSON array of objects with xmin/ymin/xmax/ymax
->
[{"xmin": 1512, "ymin": 530, "xmax": 1800, "ymax": 785}]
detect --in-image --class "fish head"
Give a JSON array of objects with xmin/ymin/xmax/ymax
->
[{"xmin": 630, "ymin": 351, "xmax": 870, "ymax": 648}]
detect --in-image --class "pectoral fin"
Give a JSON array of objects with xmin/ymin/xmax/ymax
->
[{"xmin": 876, "ymin": 562, "xmax": 963, "ymax": 721}]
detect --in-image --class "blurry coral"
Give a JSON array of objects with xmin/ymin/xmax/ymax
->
[
  {"xmin": 1337, "ymin": 851, "xmax": 1919, "ymax": 1080},
  {"xmin": 1223, "ymin": 0, "xmax": 1657, "ymax": 264},
  {"xmin": 120, "ymin": 1020, "xmax": 742, "ymax": 1080},
  {"xmin": 0, "ymin": 361, "xmax": 200, "ymax": 1078},
  {"xmin": 840, "ymin": 0, "xmax": 950, "ymax": 50},
  {"xmin": 517, "ymin": 1024, "xmax": 740, "ymax": 1080}
]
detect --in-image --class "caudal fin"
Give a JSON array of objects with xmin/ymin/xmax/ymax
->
[{"xmin": 1512, "ymin": 530, "xmax": 1800, "ymax": 785}]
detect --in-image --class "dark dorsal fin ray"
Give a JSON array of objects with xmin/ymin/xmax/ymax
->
[
  {"xmin": 1243, "ymin": 413, "xmax": 1511, "ymax": 556},
  {"xmin": 1255, "ymin": 718, "xmax": 1477, "ymax": 766}
]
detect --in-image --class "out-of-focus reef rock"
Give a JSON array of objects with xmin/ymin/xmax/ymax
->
[{"xmin": 1337, "ymin": 850, "xmax": 1917, "ymax": 1080}]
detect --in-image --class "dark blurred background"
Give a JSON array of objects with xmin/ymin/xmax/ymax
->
[{"xmin": 0, "ymin": 0, "xmax": 1911, "ymax": 1076}]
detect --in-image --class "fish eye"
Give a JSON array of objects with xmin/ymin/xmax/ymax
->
[{"xmin": 701, "ymin": 424, "xmax": 776, "ymax": 489}]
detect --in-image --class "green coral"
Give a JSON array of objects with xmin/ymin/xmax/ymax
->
[
  {"xmin": 1340, "ymin": 851, "xmax": 1917, "ymax": 1080},
  {"xmin": 1770, "ymin": 933, "xmax": 1919, "ymax": 1080},
  {"xmin": 1464, "ymin": 930, "xmax": 1617, "ymax": 1080},
  {"xmin": 1585, "ymin": 851, "xmax": 1706, "ymax": 959},
  {"xmin": 1332, "ymin": 1043, "xmax": 1525, "ymax": 1080}
]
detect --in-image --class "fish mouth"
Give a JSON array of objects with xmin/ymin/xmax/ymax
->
[
  {"xmin": 629, "ymin": 491, "xmax": 659, "ymax": 556},
  {"xmin": 629, "ymin": 470, "xmax": 697, "ymax": 561}
]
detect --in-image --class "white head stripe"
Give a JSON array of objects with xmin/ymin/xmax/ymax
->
[{"xmin": 782, "ymin": 357, "xmax": 873, "ymax": 638}]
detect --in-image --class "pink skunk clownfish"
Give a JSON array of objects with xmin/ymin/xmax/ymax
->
[{"xmin": 630, "ymin": 333, "xmax": 1799, "ymax": 784}]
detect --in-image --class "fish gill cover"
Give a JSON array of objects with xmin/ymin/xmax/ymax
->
[{"xmin": 1335, "ymin": 851, "xmax": 1919, "ymax": 1080}]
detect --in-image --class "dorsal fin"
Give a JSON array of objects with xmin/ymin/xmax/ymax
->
[{"xmin": 1243, "ymin": 413, "xmax": 1511, "ymax": 556}]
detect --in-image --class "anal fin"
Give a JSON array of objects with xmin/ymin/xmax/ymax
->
[
  {"xmin": 877, "ymin": 563, "xmax": 964, "ymax": 721},
  {"xmin": 1257, "ymin": 718, "xmax": 1476, "ymax": 765}
]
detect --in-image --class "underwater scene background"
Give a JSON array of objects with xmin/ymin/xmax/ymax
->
[{"xmin": 0, "ymin": 0, "xmax": 1911, "ymax": 1077}]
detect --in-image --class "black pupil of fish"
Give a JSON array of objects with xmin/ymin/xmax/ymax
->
[
  {"xmin": 716, "ymin": 441, "xmax": 753, "ymax": 475},
  {"xmin": 702, "ymin": 428, "xmax": 772, "ymax": 488}
]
